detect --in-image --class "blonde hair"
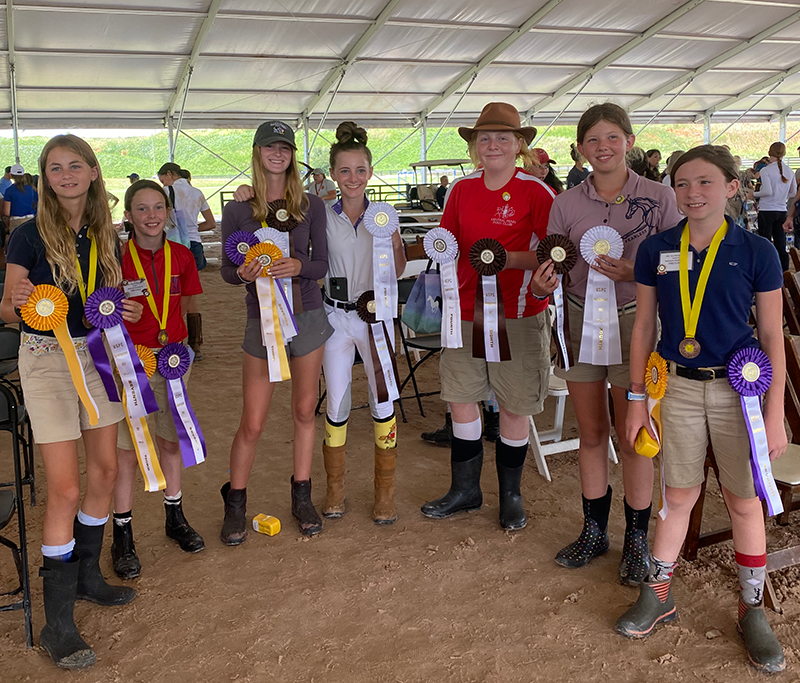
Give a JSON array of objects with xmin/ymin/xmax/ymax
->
[
  {"xmin": 37, "ymin": 134, "xmax": 121, "ymax": 294},
  {"xmin": 467, "ymin": 132, "xmax": 532, "ymax": 169},
  {"xmin": 249, "ymin": 144, "xmax": 309, "ymax": 222},
  {"xmin": 769, "ymin": 142, "xmax": 789, "ymax": 183}
]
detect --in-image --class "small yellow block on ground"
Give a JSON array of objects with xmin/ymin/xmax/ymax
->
[{"xmin": 252, "ymin": 513, "xmax": 281, "ymax": 536}]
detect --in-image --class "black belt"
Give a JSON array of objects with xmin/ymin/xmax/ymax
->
[
  {"xmin": 669, "ymin": 363, "xmax": 727, "ymax": 382},
  {"xmin": 323, "ymin": 291, "xmax": 357, "ymax": 311}
]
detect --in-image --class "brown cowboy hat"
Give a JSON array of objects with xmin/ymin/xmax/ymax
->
[{"xmin": 458, "ymin": 102, "xmax": 536, "ymax": 145}]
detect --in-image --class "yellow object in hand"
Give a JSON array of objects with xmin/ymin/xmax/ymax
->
[
  {"xmin": 635, "ymin": 427, "xmax": 660, "ymax": 458},
  {"xmin": 252, "ymin": 513, "xmax": 281, "ymax": 536}
]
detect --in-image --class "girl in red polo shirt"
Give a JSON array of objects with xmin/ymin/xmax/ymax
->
[{"xmin": 110, "ymin": 180, "xmax": 204, "ymax": 579}]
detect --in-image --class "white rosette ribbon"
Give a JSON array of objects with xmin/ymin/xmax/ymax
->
[
  {"xmin": 255, "ymin": 226, "xmax": 297, "ymax": 341},
  {"xmin": 364, "ymin": 202, "xmax": 399, "ymax": 322},
  {"xmin": 424, "ymin": 228, "xmax": 462, "ymax": 348},
  {"xmin": 579, "ymin": 227, "xmax": 624, "ymax": 366}
]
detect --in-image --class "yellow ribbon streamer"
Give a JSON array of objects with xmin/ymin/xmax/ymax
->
[
  {"xmin": 122, "ymin": 391, "xmax": 165, "ymax": 492},
  {"xmin": 679, "ymin": 221, "xmax": 727, "ymax": 343},
  {"xmin": 128, "ymin": 237, "xmax": 172, "ymax": 335},
  {"xmin": 74, "ymin": 235, "xmax": 98, "ymax": 304}
]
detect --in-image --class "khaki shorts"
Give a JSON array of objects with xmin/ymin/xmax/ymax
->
[
  {"xmin": 116, "ymin": 362, "xmax": 192, "ymax": 450},
  {"xmin": 242, "ymin": 307, "xmax": 334, "ymax": 359},
  {"xmin": 659, "ymin": 364, "xmax": 756, "ymax": 499},
  {"xmin": 439, "ymin": 312, "xmax": 550, "ymax": 416},
  {"xmin": 18, "ymin": 344, "xmax": 125, "ymax": 444},
  {"xmin": 554, "ymin": 297, "xmax": 636, "ymax": 388}
]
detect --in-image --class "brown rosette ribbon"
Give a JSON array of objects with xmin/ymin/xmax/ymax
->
[
  {"xmin": 356, "ymin": 290, "xmax": 400, "ymax": 404},
  {"xmin": 536, "ymin": 234, "xmax": 578, "ymax": 369},
  {"xmin": 468, "ymin": 239, "xmax": 511, "ymax": 362},
  {"xmin": 266, "ymin": 199, "xmax": 299, "ymax": 232}
]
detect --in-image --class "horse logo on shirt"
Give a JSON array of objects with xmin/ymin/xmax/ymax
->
[
  {"xmin": 623, "ymin": 197, "xmax": 660, "ymax": 242},
  {"xmin": 492, "ymin": 205, "xmax": 516, "ymax": 226}
]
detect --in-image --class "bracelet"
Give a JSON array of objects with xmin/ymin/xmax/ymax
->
[
  {"xmin": 531, "ymin": 290, "xmax": 550, "ymax": 301},
  {"xmin": 236, "ymin": 270, "xmax": 252, "ymax": 284},
  {"xmin": 14, "ymin": 306, "xmax": 22, "ymax": 319},
  {"xmin": 626, "ymin": 390, "xmax": 647, "ymax": 402}
]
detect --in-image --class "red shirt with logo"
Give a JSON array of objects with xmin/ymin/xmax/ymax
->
[
  {"xmin": 441, "ymin": 169, "xmax": 555, "ymax": 321},
  {"xmin": 121, "ymin": 238, "xmax": 202, "ymax": 347}
]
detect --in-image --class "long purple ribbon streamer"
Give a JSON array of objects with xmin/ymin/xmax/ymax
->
[
  {"xmin": 276, "ymin": 278, "xmax": 298, "ymax": 335},
  {"xmin": 166, "ymin": 377, "xmax": 207, "ymax": 467},
  {"xmin": 121, "ymin": 327, "xmax": 159, "ymax": 415},
  {"xmin": 86, "ymin": 327, "xmax": 120, "ymax": 402}
]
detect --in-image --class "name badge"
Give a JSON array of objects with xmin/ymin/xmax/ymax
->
[
  {"xmin": 122, "ymin": 278, "xmax": 150, "ymax": 298},
  {"xmin": 657, "ymin": 250, "xmax": 693, "ymax": 275}
]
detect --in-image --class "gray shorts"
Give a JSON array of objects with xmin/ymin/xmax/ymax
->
[{"xmin": 242, "ymin": 307, "xmax": 334, "ymax": 359}]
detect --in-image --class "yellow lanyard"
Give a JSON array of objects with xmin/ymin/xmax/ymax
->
[
  {"xmin": 679, "ymin": 221, "xmax": 727, "ymax": 340},
  {"xmin": 128, "ymin": 237, "xmax": 172, "ymax": 333},
  {"xmin": 74, "ymin": 234, "xmax": 98, "ymax": 304}
]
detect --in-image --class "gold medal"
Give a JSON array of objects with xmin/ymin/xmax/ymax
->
[
  {"xmin": 158, "ymin": 329, "xmax": 169, "ymax": 346},
  {"xmin": 367, "ymin": 299, "xmax": 377, "ymax": 315},
  {"xmin": 276, "ymin": 208, "xmax": 290, "ymax": 223},
  {"xmin": 679, "ymin": 338, "xmax": 701, "ymax": 359},
  {"xmin": 480, "ymin": 249, "xmax": 495, "ymax": 265},
  {"xmin": 502, "ymin": 192, "xmax": 511, "ymax": 202},
  {"xmin": 128, "ymin": 237, "xmax": 173, "ymax": 349},
  {"xmin": 593, "ymin": 239, "xmax": 611, "ymax": 256}
]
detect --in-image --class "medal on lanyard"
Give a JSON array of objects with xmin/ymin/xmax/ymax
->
[
  {"xmin": 678, "ymin": 221, "xmax": 726, "ymax": 359},
  {"xmin": 128, "ymin": 237, "xmax": 172, "ymax": 346},
  {"xmin": 74, "ymin": 233, "xmax": 98, "ymax": 328}
]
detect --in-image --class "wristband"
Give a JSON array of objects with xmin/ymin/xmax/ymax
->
[
  {"xmin": 626, "ymin": 390, "xmax": 647, "ymax": 402},
  {"xmin": 236, "ymin": 270, "xmax": 252, "ymax": 284},
  {"xmin": 531, "ymin": 290, "xmax": 550, "ymax": 301}
]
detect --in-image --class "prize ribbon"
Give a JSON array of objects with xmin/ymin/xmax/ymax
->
[
  {"xmin": 225, "ymin": 231, "xmax": 259, "ymax": 266},
  {"xmin": 363, "ymin": 202, "xmax": 399, "ymax": 323},
  {"xmin": 468, "ymin": 239, "xmax": 510, "ymax": 362},
  {"xmin": 265, "ymin": 199, "xmax": 299, "ymax": 232},
  {"xmin": 537, "ymin": 235, "xmax": 578, "ymax": 369},
  {"xmin": 21, "ymin": 284, "xmax": 99, "ymax": 425},
  {"xmin": 245, "ymin": 243, "xmax": 294, "ymax": 381},
  {"xmin": 356, "ymin": 291, "xmax": 400, "ymax": 405},
  {"xmin": 85, "ymin": 287, "xmax": 159, "ymax": 420},
  {"xmin": 641, "ymin": 352, "xmax": 670, "ymax": 519},
  {"xmin": 157, "ymin": 343, "xmax": 206, "ymax": 467},
  {"xmin": 579, "ymin": 227, "xmax": 624, "ymax": 366},
  {"xmin": 257, "ymin": 223, "xmax": 299, "ymax": 315},
  {"xmin": 424, "ymin": 228, "xmax": 462, "ymax": 349},
  {"xmin": 727, "ymin": 348, "xmax": 782, "ymax": 516}
]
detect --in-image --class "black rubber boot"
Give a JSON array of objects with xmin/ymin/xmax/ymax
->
[
  {"xmin": 220, "ymin": 482, "xmax": 247, "ymax": 546},
  {"xmin": 421, "ymin": 453, "xmax": 483, "ymax": 519},
  {"xmin": 615, "ymin": 579, "xmax": 677, "ymax": 638},
  {"xmin": 291, "ymin": 477, "xmax": 323, "ymax": 536},
  {"xmin": 555, "ymin": 488, "xmax": 611, "ymax": 568},
  {"xmin": 39, "ymin": 557, "xmax": 97, "ymax": 669},
  {"xmin": 110, "ymin": 520, "xmax": 141, "ymax": 580},
  {"xmin": 73, "ymin": 519, "xmax": 136, "ymax": 606},
  {"xmin": 165, "ymin": 500, "xmax": 205, "ymax": 553},
  {"xmin": 619, "ymin": 500, "xmax": 651, "ymax": 586},
  {"xmin": 421, "ymin": 413, "xmax": 452, "ymax": 448},
  {"xmin": 738, "ymin": 601, "xmax": 786, "ymax": 673},
  {"xmin": 482, "ymin": 407, "xmax": 500, "ymax": 443},
  {"xmin": 496, "ymin": 461, "xmax": 527, "ymax": 531}
]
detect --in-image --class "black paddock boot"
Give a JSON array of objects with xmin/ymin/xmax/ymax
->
[
  {"xmin": 291, "ymin": 477, "xmax": 323, "ymax": 536},
  {"xmin": 619, "ymin": 500, "xmax": 651, "ymax": 586},
  {"xmin": 555, "ymin": 488, "xmax": 612, "ymax": 568},
  {"xmin": 39, "ymin": 557, "xmax": 97, "ymax": 669},
  {"xmin": 110, "ymin": 520, "xmax": 141, "ymax": 580},
  {"xmin": 220, "ymin": 482, "xmax": 247, "ymax": 546},
  {"xmin": 165, "ymin": 499, "xmax": 205, "ymax": 553},
  {"xmin": 73, "ymin": 519, "xmax": 136, "ymax": 606},
  {"xmin": 421, "ymin": 413, "xmax": 452, "ymax": 447},
  {"xmin": 496, "ymin": 461, "xmax": 527, "ymax": 531},
  {"xmin": 421, "ymin": 453, "xmax": 483, "ymax": 519}
]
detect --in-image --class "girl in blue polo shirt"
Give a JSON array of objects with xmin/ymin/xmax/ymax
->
[{"xmin": 617, "ymin": 145, "xmax": 786, "ymax": 673}]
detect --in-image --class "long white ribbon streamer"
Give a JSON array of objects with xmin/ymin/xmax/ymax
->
[
  {"xmin": 482, "ymin": 275, "xmax": 501, "ymax": 363},
  {"xmin": 743, "ymin": 395, "xmax": 783, "ymax": 516},
  {"xmin": 440, "ymin": 261, "xmax": 462, "ymax": 348},
  {"xmin": 125, "ymin": 411, "xmax": 164, "ymax": 492},
  {"xmin": 167, "ymin": 377, "xmax": 206, "ymax": 466},
  {"xmin": 373, "ymin": 235, "xmax": 397, "ymax": 322},
  {"xmin": 371, "ymin": 322, "xmax": 400, "ymax": 403},
  {"xmin": 105, "ymin": 325, "xmax": 152, "ymax": 420},
  {"xmin": 553, "ymin": 274, "xmax": 568, "ymax": 371},
  {"xmin": 579, "ymin": 272, "xmax": 622, "ymax": 366},
  {"xmin": 255, "ymin": 277, "xmax": 288, "ymax": 382}
]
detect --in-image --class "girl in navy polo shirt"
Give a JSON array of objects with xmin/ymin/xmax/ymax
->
[
  {"xmin": 110, "ymin": 180, "xmax": 204, "ymax": 579},
  {"xmin": 1, "ymin": 135, "xmax": 142, "ymax": 669},
  {"xmin": 618, "ymin": 145, "xmax": 786, "ymax": 673}
]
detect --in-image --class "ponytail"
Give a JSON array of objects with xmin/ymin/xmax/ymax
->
[{"xmin": 768, "ymin": 141, "xmax": 789, "ymax": 183}]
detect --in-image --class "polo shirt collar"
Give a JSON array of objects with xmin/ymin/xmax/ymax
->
[
  {"xmin": 582, "ymin": 168, "xmax": 640, "ymax": 203},
  {"xmin": 333, "ymin": 195, "xmax": 370, "ymax": 231},
  {"xmin": 663, "ymin": 216, "xmax": 743, "ymax": 247}
]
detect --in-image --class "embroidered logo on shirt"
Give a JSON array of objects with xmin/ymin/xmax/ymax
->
[
  {"xmin": 623, "ymin": 197, "xmax": 660, "ymax": 242},
  {"xmin": 169, "ymin": 275, "xmax": 181, "ymax": 295},
  {"xmin": 492, "ymin": 205, "xmax": 516, "ymax": 226},
  {"xmin": 729, "ymin": 262, "xmax": 738, "ymax": 267}
]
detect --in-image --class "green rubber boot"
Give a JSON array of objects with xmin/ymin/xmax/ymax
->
[
  {"xmin": 738, "ymin": 601, "xmax": 785, "ymax": 674},
  {"xmin": 615, "ymin": 579, "xmax": 677, "ymax": 639}
]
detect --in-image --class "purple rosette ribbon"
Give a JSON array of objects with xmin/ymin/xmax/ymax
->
[
  {"xmin": 85, "ymin": 287, "xmax": 159, "ymax": 417},
  {"xmin": 225, "ymin": 231, "xmax": 259, "ymax": 266},
  {"xmin": 157, "ymin": 343, "xmax": 206, "ymax": 468},
  {"xmin": 727, "ymin": 347, "xmax": 783, "ymax": 516}
]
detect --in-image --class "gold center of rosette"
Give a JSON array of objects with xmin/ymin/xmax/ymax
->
[
  {"xmin": 480, "ymin": 249, "xmax": 495, "ymax": 265},
  {"xmin": 593, "ymin": 239, "xmax": 611, "ymax": 256},
  {"xmin": 99, "ymin": 300, "xmax": 116, "ymax": 316},
  {"xmin": 551, "ymin": 246, "xmax": 566, "ymax": 263},
  {"xmin": 168, "ymin": 354, "xmax": 181, "ymax": 369},
  {"xmin": 35, "ymin": 298, "xmax": 55, "ymax": 317},
  {"xmin": 741, "ymin": 362, "xmax": 761, "ymax": 383}
]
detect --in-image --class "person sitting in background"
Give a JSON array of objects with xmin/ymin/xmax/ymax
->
[
  {"xmin": 529, "ymin": 147, "xmax": 564, "ymax": 194},
  {"xmin": 436, "ymin": 175, "xmax": 449, "ymax": 209},
  {"xmin": 3, "ymin": 164, "xmax": 38, "ymax": 233},
  {"xmin": 644, "ymin": 149, "xmax": 661, "ymax": 181},
  {"xmin": 306, "ymin": 168, "xmax": 337, "ymax": 207},
  {"xmin": 626, "ymin": 147, "xmax": 650, "ymax": 177},
  {"xmin": 566, "ymin": 143, "xmax": 590, "ymax": 189},
  {"xmin": 126, "ymin": 173, "xmax": 140, "ymax": 185}
]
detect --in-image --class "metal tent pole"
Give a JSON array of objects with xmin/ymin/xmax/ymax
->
[
  {"xmin": 303, "ymin": 117, "xmax": 310, "ymax": 166},
  {"xmin": 168, "ymin": 117, "xmax": 175, "ymax": 162},
  {"xmin": 7, "ymin": 0, "xmax": 19, "ymax": 163},
  {"xmin": 420, "ymin": 119, "xmax": 427, "ymax": 183}
]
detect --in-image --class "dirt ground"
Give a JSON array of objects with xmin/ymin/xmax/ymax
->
[{"xmin": 1, "ymin": 264, "xmax": 799, "ymax": 683}]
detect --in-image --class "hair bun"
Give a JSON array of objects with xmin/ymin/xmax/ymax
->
[{"xmin": 335, "ymin": 121, "xmax": 368, "ymax": 146}]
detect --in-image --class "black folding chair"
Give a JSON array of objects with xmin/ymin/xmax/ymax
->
[{"xmin": 0, "ymin": 382, "xmax": 33, "ymax": 648}]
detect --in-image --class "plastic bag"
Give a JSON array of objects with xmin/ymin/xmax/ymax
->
[
  {"xmin": 401, "ymin": 262, "xmax": 442, "ymax": 334},
  {"xmin": 166, "ymin": 208, "xmax": 191, "ymax": 248}
]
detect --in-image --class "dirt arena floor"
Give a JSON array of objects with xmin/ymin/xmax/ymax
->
[{"xmin": 1, "ymin": 265, "xmax": 800, "ymax": 682}]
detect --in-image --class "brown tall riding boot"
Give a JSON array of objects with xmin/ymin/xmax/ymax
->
[
  {"xmin": 373, "ymin": 445, "xmax": 397, "ymax": 524},
  {"xmin": 322, "ymin": 443, "xmax": 346, "ymax": 518},
  {"xmin": 187, "ymin": 313, "xmax": 203, "ymax": 357}
]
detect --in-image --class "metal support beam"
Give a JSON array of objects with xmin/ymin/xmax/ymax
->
[
  {"xmin": 420, "ymin": 119, "xmax": 427, "ymax": 183},
  {"xmin": 709, "ymin": 79, "xmax": 784, "ymax": 143},
  {"xmin": 629, "ymin": 9, "xmax": 800, "ymax": 113},
  {"xmin": 168, "ymin": 116, "xmax": 175, "ymax": 162},
  {"xmin": 302, "ymin": 0, "xmax": 401, "ymax": 119},
  {"xmin": 780, "ymin": 114, "xmax": 787, "ymax": 143},
  {"xmin": 420, "ymin": 0, "xmax": 564, "ymax": 120},
  {"xmin": 529, "ymin": 0, "xmax": 706, "ymax": 116},
  {"xmin": 703, "ymin": 114, "xmax": 711, "ymax": 144},
  {"xmin": 704, "ymin": 60, "xmax": 800, "ymax": 117},
  {"xmin": 6, "ymin": 0, "xmax": 19, "ymax": 163},
  {"xmin": 303, "ymin": 118, "xmax": 310, "ymax": 166}
]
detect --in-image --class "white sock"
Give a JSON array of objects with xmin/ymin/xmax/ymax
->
[
  {"xmin": 77, "ymin": 510, "xmax": 108, "ymax": 526},
  {"xmin": 164, "ymin": 491, "xmax": 183, "ymax": 505},
  {"xmin": 452, "ymin": 417, "xmax": 482, "ymax": 441},
  {"xmin": 500, "ymin": 435, "xmax": 529, "ymax": 447},
  {"xmin": 42, "ymin": 539, "xmax": 75, "ymax": 558}
]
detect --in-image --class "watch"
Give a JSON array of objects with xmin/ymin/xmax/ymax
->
[{"xmin": 626, "ymin": 390, "xmax": 647, "ymax": 402}]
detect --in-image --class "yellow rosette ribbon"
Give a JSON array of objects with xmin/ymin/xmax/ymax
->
[
  {"xmin": 21, "ymin": 284, "xmax": 99, "ymax": 425},
  {"xmin": 635, "ymin": 352, "xmax": 667, "ymax": 459},
  {"xmin": 122, "ymin": 345, "xmax": 166, "ymax": 492},
  {"xmin": 245, "ymin": 243, "xmax": 291, "ymax": 382}
]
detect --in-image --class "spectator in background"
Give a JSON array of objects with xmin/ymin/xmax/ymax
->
[
  {"xmin": 644, "ymin": 149, "xmax": 661, "ymax": 181},
  {"xmin": 625, "ymin": 146, "xmax": 650, "ymax": 177},
  {"xmin": 126, "ymin": 173, "xmax": 140, "ymax": 184},
  {"xmin": 436, "ymin": 175, "xmax": 449, "ymax": 208},
  {"xmin": 3, "ymin": 164, "xmax": 38, "ymax": 232},
  {"xmin": 306, "ymin": 168, "xmax": 337, "ymax": 207},
  {"xmin": 0, "ymin": 166, "xmax": 12, "ymax": 194},
  {"xmin": 529, "ymin": 147, "xmax": 564, "ymax": 194},
  {"xmin": 795, "ymin": 145, "xmax": 800, "ymax": 185},
  {"xmin": 566, "ymin": 143, "xmax": 590, "ymax": 189},
  {"xmin": 754, "ymin": 141, "xmax": 797, "ymax": 271},
  {"xmin": 660, "ymin": 150, "xmax": 685, "ymax": 187}
]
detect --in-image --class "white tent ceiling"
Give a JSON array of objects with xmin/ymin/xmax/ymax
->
[{"xmin": 5, "ymin": 0, "xmax": 800, "ymax": 131}]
